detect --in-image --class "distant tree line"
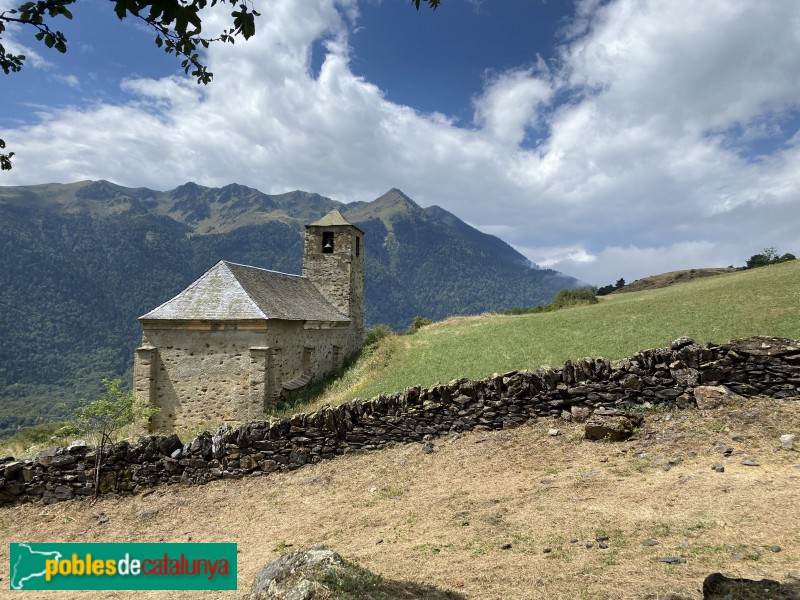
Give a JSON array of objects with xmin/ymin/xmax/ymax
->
[
  {"xmin": 744, "ymin": 247, "xmax": 795, "ymax": 269},
  {"xmin": 595, "ymin": 278, "xmax": 626, "ymax": 297}
]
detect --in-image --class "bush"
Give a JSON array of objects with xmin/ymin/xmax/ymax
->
[
  {"xmin": 499, "ymin": 287, "xmax": 598, "ymax": 315},
  {"xmin": 406, "ymin": 316, "xmax": 433, "ymax": 334},
  {"xmin": 363, "ymin": 324, "xmax": 393, "ymax": 347},
  {"xmin": 745, "ymin": 247, "xmax": 796, "ymax": 269},
  {"xmin": 596, "ymin": 284, "xmax": 616, "ymax": 296},
  {"xmin": 548, "ymin": 287, "xmax": 599, "ymax": 310}
]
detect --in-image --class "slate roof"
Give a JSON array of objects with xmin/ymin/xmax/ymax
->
[
  {"xmin": 307, "ymin": 209, "xmax": 363, "ymax": 232},
  {"xmin": 139, "ymin": 261, "xmax": 349, "ymax": 322}
]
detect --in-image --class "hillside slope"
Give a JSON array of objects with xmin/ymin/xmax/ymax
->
[
  {"xmin": 309, "ymin": 260, "xmax": 800, "ymax": 409},
  {"xmin": 613, "ymin": 267, "xmax": 737, "ymax": 293},
  {"xmin": 0, "ymin": 181, "xmax": 577, "ymax": 436}
]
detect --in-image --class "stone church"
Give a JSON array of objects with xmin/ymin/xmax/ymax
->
[{"xmin": 133, "ymin": 210, "xmax": 364, "ymax": 432}]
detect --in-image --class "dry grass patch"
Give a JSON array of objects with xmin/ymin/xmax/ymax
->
[{"xmin": 0, "ymin": 398, "xmax": 799, "ymax": 599}]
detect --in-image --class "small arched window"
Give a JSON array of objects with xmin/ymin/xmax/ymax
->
[
  {"xmin": 322, "ymin": 231, "xmax": 334, "ymax": 253},
  {"xmin": 356, "ymin": 237, "xmax": 360, "ymax": 257}
]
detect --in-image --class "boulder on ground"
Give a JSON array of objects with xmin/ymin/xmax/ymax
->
[
  {"xmin": 584, "ymin": 411, "xmax": 643, "ymax": 441},
  {"xmin": 247, "ymin": 545, "xmax": 466, "ymax": 600},
  {"xmin": 248, "ymin": 545, "xmax": 344, "ymax": 600},
  {"xmin": 694, "ymin": 385, "xmax": 747, "ymax": 410}
]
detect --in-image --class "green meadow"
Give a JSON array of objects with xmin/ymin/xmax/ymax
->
[{"xmin": 309, "ymin": 260, "xmax": 800, "ymax": 409}]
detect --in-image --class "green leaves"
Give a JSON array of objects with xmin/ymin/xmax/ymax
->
[
  {"xmin": 231, "ymin": 4, "xmax": 259, "ymax": 39},
  {"xmin": 2, "ymin": 0, "xmax": 72, "ymax": 67},
  {"xmin": 0, "ymin": 138, "xmax": 14, "ymax": 171},
  {"xmin": 71, "ymin": 378, "xmax": 158, "ymax": 442},
  {"xmin": 412, "ymin": 0, "xmax": 441, "ymax": 10}
]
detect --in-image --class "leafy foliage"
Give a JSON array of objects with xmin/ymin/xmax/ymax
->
[
  {"xmin": 0, "ymin": 139, "xmax": 13, "ymax": 171},
  {"xmin": 412, "ymin": 0, "xmax": 441, "ymax": 9},
  {"xmin": 744, "ymin": 247, "xmax": 796, "ymax": 269},
  {"xmin": 364, "ymin": 324, "xmax": 393, "ymax": 347},
  {"xmin": 596, "ymin": 277, "xmax": 627, "ymax": 296},
  {"xmin": 70, "ymin": 378, "xmax": 157, "ymax": 496},
  {"xmin": 500, "ymin": 287, "xmax": 598, "ymax": 315},
  {"xmin": 406, "ymin": 316, "xmax": 433, "ymax": 334}
]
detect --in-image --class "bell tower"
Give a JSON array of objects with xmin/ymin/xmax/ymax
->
[{"xmin": 303, "ymin": 210, "xmax": 364, "ymax": 355}]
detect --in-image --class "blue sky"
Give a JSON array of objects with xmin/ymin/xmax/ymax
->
[{"xmin": 2, "ymin": 0, "xmax": 800, "ymax": 285}]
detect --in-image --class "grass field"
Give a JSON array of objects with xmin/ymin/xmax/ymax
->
[{"xmin": 305, "ymin": 261, "xmax": 800, "ymax": 411}]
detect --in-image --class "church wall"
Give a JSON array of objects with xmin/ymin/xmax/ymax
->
[
  {"xmin": 137, "ymin": 320, "xmax": 351, "ymax": 433},
  {"xmin": 141, "ymin": 323, "xmax": 272, "ymax": 432},
  {"xmin": 303, "ymin": 325, "xmax": 351, "ymax": 379}
]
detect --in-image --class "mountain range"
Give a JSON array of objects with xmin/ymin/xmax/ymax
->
[{"xmin": 0, "ymin": 180, "xmax": 579, "ymax": 436}]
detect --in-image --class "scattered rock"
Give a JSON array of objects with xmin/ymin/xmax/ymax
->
[
  {"xmin": 740, "ymin": 458, "xmax": 760, "ymax": 467},
  {"xmin": 547, "ymin": 428, "xmax": 560, "ymax": 436},
  {"xmin": 570, "ymin": 406, "xmax": 592, "ymax": 422},
  {"xmin": 542, "ymin": 547, "xmax": 552, "ymax": 554},
  {"xmin": 500, "ymin": 543, "xmax": 512, "ymax": 550},
  {"xmin": 657, "ymin": 556, "xmax": 686, "ymax": 565},
  {"xmin": 670, "ymin": 337, "xmax": 695, "ymax": 350},
  {"xmin": 712, "ymin": 464, "xmax": 725, "ymax": 473},
  {"xmin": 771, "ymin": 545, "xmax": 781, "ymax": 553},
  {"xmin": 694, "ymin": 385, "xmax": 747, "ymax": 410},
  {"xmin": 781, "ymin": 434, "xmax": 796, "ymax": 450},
  {"xmin": 66, "ymin": 440, "xmax": 88, "ymax": 453},
  {"xmin": 598, "ymin": 541, "xmax": 609, "ymax": 549},
  {"xmin": 584, "ymin": 412, "xmax": 643, "ymax": 441},
  {"xmin": 422, "ymin": 442, "xmax": 435, "ymax": 454},
  {"xmin": 641, "ymin": 539, "xmax": 659, "ymax": 546}
]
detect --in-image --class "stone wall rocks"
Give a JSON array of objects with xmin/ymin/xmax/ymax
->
[{"xmin": 1, "ymin": 336, "xmax": 798, "ymax": 506}]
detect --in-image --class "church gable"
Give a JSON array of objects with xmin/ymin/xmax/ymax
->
[
  {"xmin": 140, "ymin": 261, "xmax": 265, "ymax": 320},
  {"xmin": 226, "ymin": 262, "xmax": 349, "ymax": 323},
  {"xmin": 140, "ymin": 260, "xmax": 350, "ymax": 323}
]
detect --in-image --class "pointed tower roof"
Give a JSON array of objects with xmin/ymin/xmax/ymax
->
[
  {"xmin": 139, "ymin": 261, "xmax": 349, "ymax": 322},
  {"xmin": 307, "ymin": 209, "xmax": 364, "ymax": 232}
]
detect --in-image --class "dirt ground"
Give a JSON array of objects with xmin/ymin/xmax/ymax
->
[{"xmin": 1, "ymin": 397, "xmax": 799, "ymax": 599}]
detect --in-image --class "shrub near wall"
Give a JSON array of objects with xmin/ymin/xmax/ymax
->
[{"xmin": 1, "ymin": 336, "xmax": 799, "ymax": 506}]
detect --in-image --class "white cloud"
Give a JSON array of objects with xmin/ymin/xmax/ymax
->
[
  {"xmin": 543, "ymin": 241, "xmax": 739, "ymax": 286},
  {"xmin": 3, "ymin": 0, "xmax": 800, "ymax": 287},
  {"xmin": 51, "ymin": 73, "xmax": 80, "ymax": 88},
  {"xmin": 473, "ymin": 67, "xmax": 553, "ymax": 146}
]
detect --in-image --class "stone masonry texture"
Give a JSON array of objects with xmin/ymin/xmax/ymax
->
[{"xmin": 2, "ymin": 336, "xmax": 798, "ymax": 506}]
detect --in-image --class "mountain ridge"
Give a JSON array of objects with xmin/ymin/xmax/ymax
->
[{"xmin": 0, "ymin": 180, "xmax": 579, "ymax": 436}]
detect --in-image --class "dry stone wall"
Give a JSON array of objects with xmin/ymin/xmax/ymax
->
[{"xmin": 2, "ymin": 336, "xmax": 799, "ymax": 506}]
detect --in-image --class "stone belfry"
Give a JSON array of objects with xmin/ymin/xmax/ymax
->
[{"xmin": 302, "ymin": 210, "xmax": 365, "ymax": 356}]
